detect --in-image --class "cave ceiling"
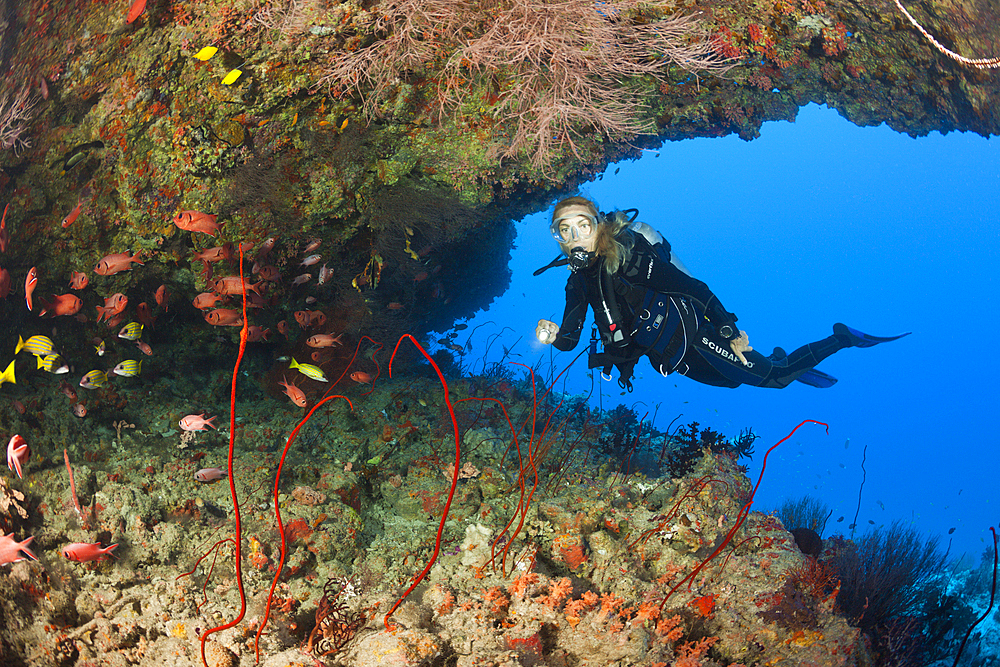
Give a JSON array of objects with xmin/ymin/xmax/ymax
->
[{"xmin": 0, "ymin": 0, "xmax": 995, "ymax": 349}]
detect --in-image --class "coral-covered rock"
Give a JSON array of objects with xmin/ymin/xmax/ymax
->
[{"xmin": 346, "ymin": 628, "xmax": 443, "ymax": 667}]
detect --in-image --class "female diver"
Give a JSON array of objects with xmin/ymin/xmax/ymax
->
[{"xmin": 534, "ymin": 196, "xmax": 909, "ymax": 391}]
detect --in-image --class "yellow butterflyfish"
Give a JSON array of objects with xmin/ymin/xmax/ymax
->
[
  {"xmin": 194, "ymin": 46, "xmax": 218, "ymax": 61},
  {"xmin": 221, "ymin": 69, "xmax": 242, "ymax": 85}
]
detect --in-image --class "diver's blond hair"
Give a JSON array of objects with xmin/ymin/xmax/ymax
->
[{"xmin": 552, "ymin": 197, "xmax": 633, "ymax": 274}]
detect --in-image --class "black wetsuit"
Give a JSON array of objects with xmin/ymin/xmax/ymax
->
[{"xmin": 552, "ymin": 229, "xmax": 850, "ymax": 389}]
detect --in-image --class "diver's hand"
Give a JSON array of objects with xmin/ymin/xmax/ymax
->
[
  {"xmin": 730, "ymin": 330, "xmax": 752, "ymax": 366},
  {"xmin": 536, "ymin": 320, "xmax": 559, "ymax": 344}
]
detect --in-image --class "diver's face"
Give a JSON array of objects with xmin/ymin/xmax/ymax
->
[{"xmin": 554, "ymin": 206, "xmax": 598, "ymax": 253}]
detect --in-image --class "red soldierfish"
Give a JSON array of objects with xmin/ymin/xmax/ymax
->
[
  {"xmin": 192, "ymin": 247, "xmax": 228, "ymax": 263},
  {"xmin": 133, "ymin": 303, "xmax": 154, "ymax": 328},
  {"xmin": 172, "ymin": 210, "xmax": 220, "ymax": 236},
  {"xmin": 294, "ymin": 310, "xmax": 327, "ymax": 328},
  {"xmin": 60, "ymin": 381, "xmax": 78, "ymax": 402},
  {"xmin": 0, "ymin": 268, "xmax": 9, "ymax": 299},
  {"xmin": 154, "ymin": 284, "xmax": 169, "ymax": 310},
  {"xmin": 24, "ymin": 267, "xmax": 37, "ymax": 311},
  {"xmin": 62, "ymin": 542, "xmax": 118, "ymax": 562},
  {"xmin": 179, "ymin": 413, "xmax": 217, "ymax": 431},
  {"xmin": 255, "ymin": 236, "xmax": 277, "ymax": 263},
  {"xmin": 126, "ymin": 0, "xmax": 147, "ymax": 24},
  {"xmin": 256, "ymin": 265, "xmax": 280, "ymax": 282},
  {"xmin": 279, "ymin": 376, "xmax": 307, "ymax": 407},
  {"xmin": 192, "ymin": 292, "xmax": 223, "ymax": 310},
  {"xmin": 306, "ymin": 333, "xmax": 343, "ymax": 348},
  {"xmin": 61, "ymin": 200, "xmax": 82, "ymax": 228},
  {"xmin": 311, "ymin": 349, "xmax": 334, "ymax": 364},
  {"xmin": 94, "ymin": 251, "xmax": 143, "ymax": 275},
  {"xmin": 246, "ymin": 326, "xmax": 270, "ymax": 342},
  {"xmin": 7, "ymin": 435, "xmax": 29, "ymax": 479},
  {"xmin": 39, "ymin": 293, "xmax": 83, "ymax": 317},
  {"xmin": 61, "ymin": 187, "xmax": 92, "ymax": 228},
  {"xmin": 204, "ymin": 309, "xmax": 243, "ymax": 326},
  {"xmin": 68, "ymin": 271, "xmax": 89, "ymax": 289},
  {"xmin": 0, "ymin": 533, "xmax": 38, "ymax": 565},
  {"xmin": 211, "ymin": 276, "xmax": 262, "ymax": 296},
  {"xmin": 351, "ymin": 371, "xmax": 373, "ymax": 384},
  {"xmin": 62, "ymin": 201, "xmax": 83, "ymax": 228},
  {"xmin": 194, "ymin": 467, "xmax": 227, "ymax": 482},
  {"xmin": 96, "ymin": 293, "xmax": 128, "ymax": 323}
]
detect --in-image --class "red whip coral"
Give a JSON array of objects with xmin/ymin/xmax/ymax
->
[
  {"xmin": 659, "ymin": 420, "xmax": 828, "ymax": 610},
  {"xmin": 383, "ymin": 335, "xmax": 463, "ymax": 631}
]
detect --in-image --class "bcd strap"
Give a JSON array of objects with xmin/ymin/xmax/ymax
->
[{"xmin": 594, "ymin": 263, "xmax": 630, "ymax": 348}]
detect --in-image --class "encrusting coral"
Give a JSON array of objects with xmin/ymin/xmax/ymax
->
[{"xmin": 330, "ymin": 429, "xmax": 865, "ymax": 666}]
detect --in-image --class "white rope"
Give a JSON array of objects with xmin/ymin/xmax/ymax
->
[{"xmin": 892, "ymin": 0, "xmax": 1000, "ymax": 69}]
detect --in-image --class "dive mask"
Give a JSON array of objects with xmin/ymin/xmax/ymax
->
[{"xmin": 550, "ymin": 212, "xmax": 599, "ymax": 244}]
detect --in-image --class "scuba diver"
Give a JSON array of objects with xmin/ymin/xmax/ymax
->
[{"xmin": 533, "ymin": 196, "xmax": 909, "ymax": 391}]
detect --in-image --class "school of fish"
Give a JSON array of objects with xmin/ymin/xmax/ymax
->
[{"xmin": 0, "ymin": 194, "xmax": 414, "ymax": 567}]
